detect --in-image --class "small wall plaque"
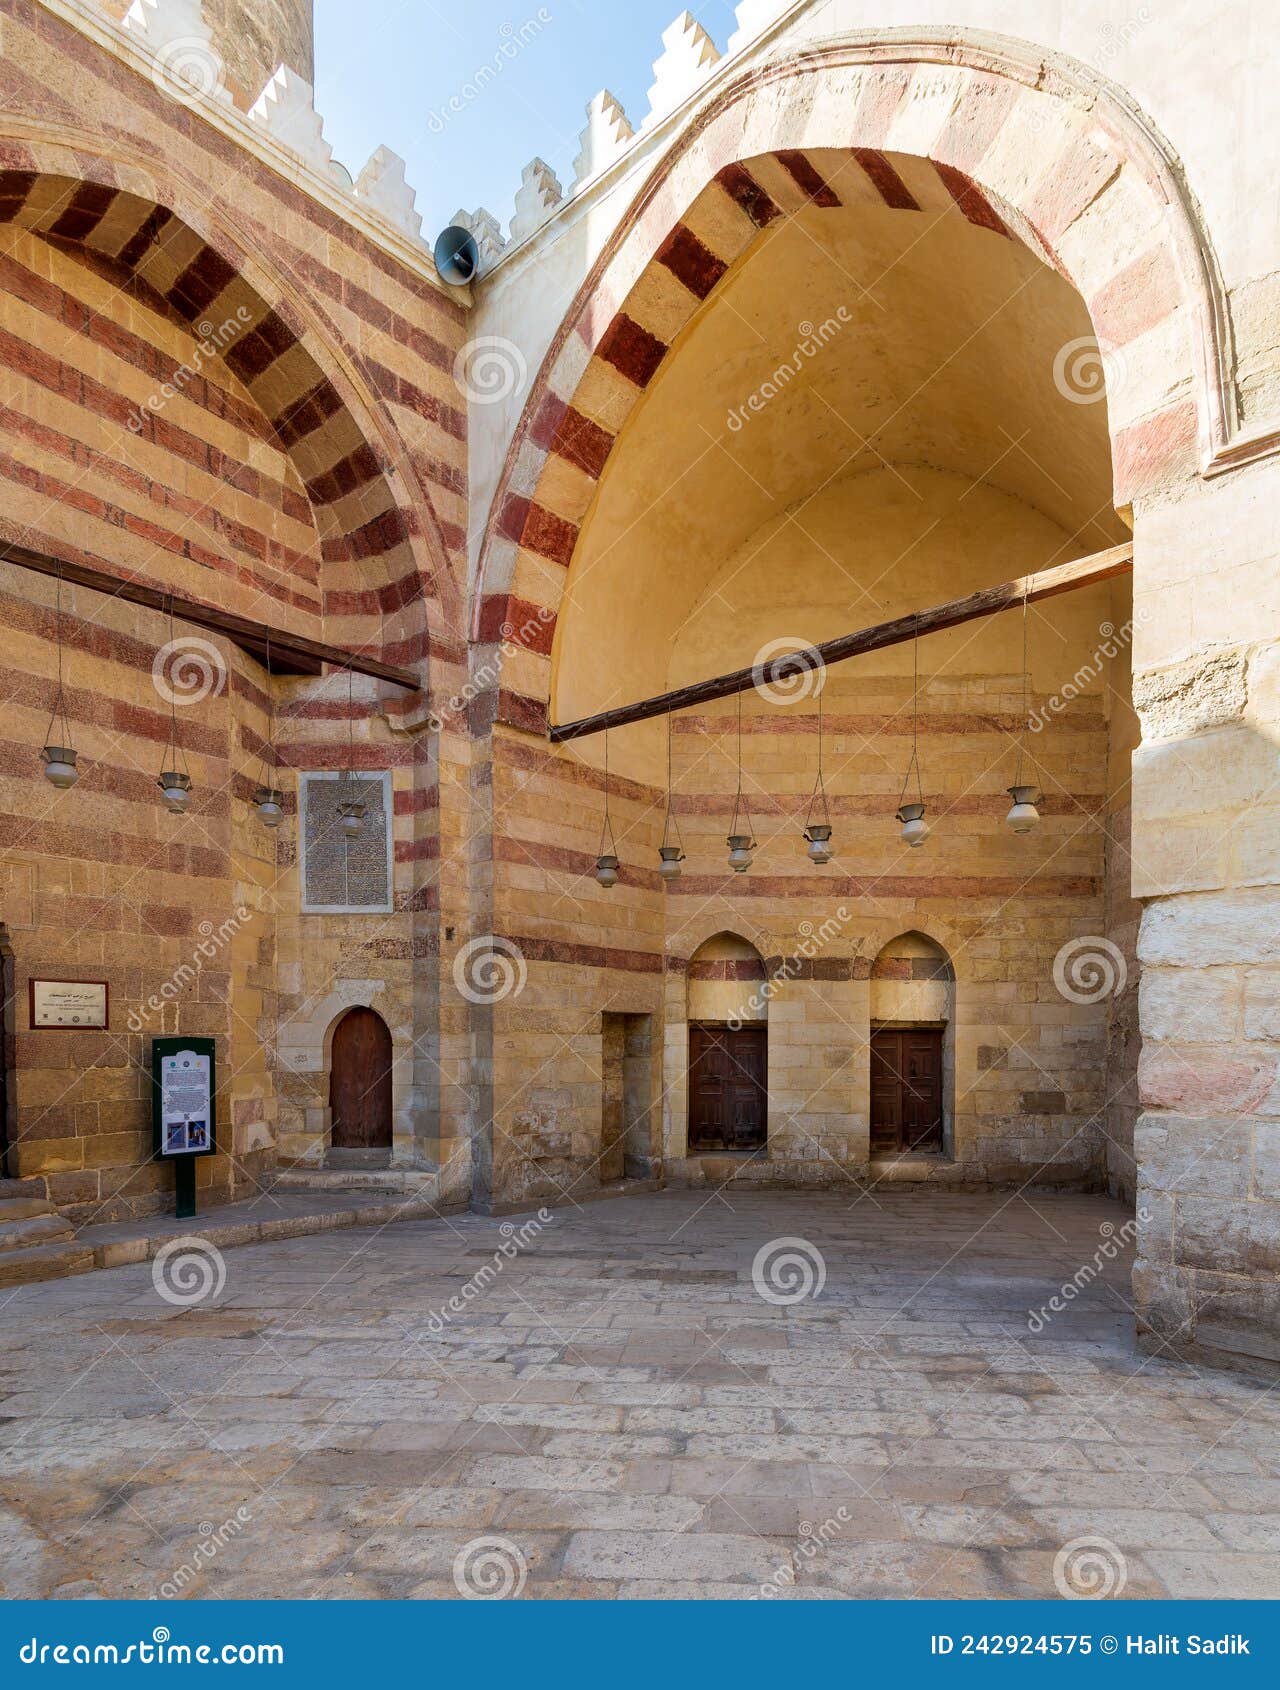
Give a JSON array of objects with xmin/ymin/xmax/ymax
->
[{"xmin": 30, "ymin": 979, "xmax": 109, "ymax": 1029}]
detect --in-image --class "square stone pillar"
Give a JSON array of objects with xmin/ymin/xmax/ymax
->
[{"xmin": 1130, "ymin": 460, "xmax": 1280, "ymax": 1372}]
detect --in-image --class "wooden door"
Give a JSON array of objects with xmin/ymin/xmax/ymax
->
[
  {"xmin": 688, "ymin": 1025, "xmax": 767, "ymax": 1152},
  {"xmin": 870, "ymin": 1028, "xmax": 944, "ymax": 1155},
  {"xmin": 330, "ymin": 1007, "xmax": 393, "ymax": 1151}
]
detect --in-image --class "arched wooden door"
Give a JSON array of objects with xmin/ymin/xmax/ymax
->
[{"xmin": 329, "ymin": 1007, "xmax": 393, "ymax": 1154}]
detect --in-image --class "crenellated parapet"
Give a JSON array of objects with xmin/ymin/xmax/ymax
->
[
  {"xmin": 644, "ymin": 10, "xmax": 721, "ymax": 127},
  {"xmin": 248, "ymin": 62, "xmax": 335, "ymax": 174},
  {"xmin": 494, "ymin": 2, "xmax": 797, "ymax": 255},
  {"xmin": 354, "ymin": 147, "xmax": 423, "ymax": 241},
  {"xmin": 87, "ymin": 0, "xmax": 804, "ymax": 279},
  {"xmin": 509, "ymin": 158, "xmax": 564, "ymax": 243},
  {"xmin": 101, "ymin": 0, "xmax": 315, "ymax": 106},
  {"xmin": 572, "ymin": 91, "xmax": 633, "ymax": 191},
  {"xmin": 451, "ymin": 207, "xmax": 508, "ymax": 273}
]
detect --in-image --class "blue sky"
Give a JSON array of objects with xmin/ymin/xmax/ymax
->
[{"xmin": 314, "ymin": 0, "xmax": 740, "ymax": 242}]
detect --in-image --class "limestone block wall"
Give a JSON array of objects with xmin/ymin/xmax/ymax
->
[
  {"xmin": 0, "ymin": 572, "xmax": 265, "ymax": 1221},
  {"xmin": 270, "ymin": 685, "xmax": 439, "ymax": 1173},
  {"xmin": 0, "ymin": 0, "xmax": 470, "ymax": 1216},
  {"xmin": 471, "ymin": 726, "xmax": 664, "ymax": 1210},
  {"xmin": 656, "ymin": 697, "xmax": 1110, "ymax": 1195},
  {"xmin": 1103, "ymin": 591, "xmax": 1143, "ymax": 1202},
  {"xmin": 94, "ymin": 0, "xmax": 315, "ymax": 108},
  {"xmin": 202, "ymin": 0, "xmax": 314, "ymax": 101},
  {"xmin": 1130, "ymin": 459, "xmax": 1280, "ymax": 1368}
]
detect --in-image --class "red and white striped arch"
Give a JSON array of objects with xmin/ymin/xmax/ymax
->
[
  {"xmin": 473, "ymin": 38, "xmax": 1239, "ymax": 725},
  {"xmin": 0, "ymin": 134, "xmax": 458, "ymax": 679}
]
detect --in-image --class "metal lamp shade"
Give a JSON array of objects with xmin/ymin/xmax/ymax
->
[
  {"xmin": 158, "ymin": 770, "xmax": 192, "ymax": 813},
  {"xmin": 896, "ymin": 801, "xmax": 929, "ymax": 848},
  {"xmin": 804, "ymin": 823, "xmax": 833, "ymax": 864},
  {"xmin": 1005, "ymin": 784, "xmax": 1041, "ymax": 834},
  {"xmin": 657, "ymin": 844, "xmax": 684, "ymax": 881},
  {"xmin": 41, "ymin": 745, "xmax": 78, "ymax": 790},
  {"xmin": 254, "ymin": 786, "xmax": 285, "ymax": 829},
  {"xmin": 726, "ymin": 833, "xmax": 755, "ymax": 874},
  {"xmin": 595, "ymin": 853, "xmax": 619, "ymax": 889}
]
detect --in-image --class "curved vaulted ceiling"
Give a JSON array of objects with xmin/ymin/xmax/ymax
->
[{"xmin": 553, "ymin": 175, "xmax": 1128, "ymax": 739}]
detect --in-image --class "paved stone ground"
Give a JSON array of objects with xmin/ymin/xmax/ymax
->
[{"xmin": 1, "ymin": 1189, "xmax": 1277, "ymax": 1600}]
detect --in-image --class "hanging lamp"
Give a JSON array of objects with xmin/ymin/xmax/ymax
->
[
  {"xmin": 896, "ymin": 616, "xmax": 930, "ymax": 848},
  {"xmin": 1005, "ymin": 581, "xmax": 1043, "ymax": 835},
  {"xmin": 252, "ymin": 631, "xmax": 284, "ymax": 829},
  {"xmin": 156, "ymin": 596, "xmax": 193, "ymax": 814},
  {"xmin": 802, "ymin": 671, "xmax": 833, "ymax": 864},
  {"xmin": 337, "ymin": 667, "xmax": 365, "ymax": 840},
  {"xmin": 726, "ymin": 692, "xmax": 757, "ymax": 873},
  {"xmin": 595, "ymin": 727, "xmax": 619, "ymax": 888},
  {"xmin": 41, "ymin": 565, "xmax": 78, "ymax": 790},
  {"xmin": 657, "ymin": 712, "xmax": 685, "ymax": 882}
]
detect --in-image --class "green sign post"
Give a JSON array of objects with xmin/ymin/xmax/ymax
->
[{"xmin": 151, "ymin": 1036, "xmax": 217, "ymax": 1219}]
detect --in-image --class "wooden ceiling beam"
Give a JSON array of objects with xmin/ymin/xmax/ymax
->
[
  {"xmin": 0, "ymin": 541, "xmax": 423, "ymax": 689},
  {"xmin": 548, "ymin": 543, "xmax": 1134, "ymax": 743}
]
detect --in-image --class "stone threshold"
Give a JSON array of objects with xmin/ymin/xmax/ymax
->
[
  {"xmin": 475, "ymin": 1176, "xmax": 663, "ymax": 1217},
  {"xmin": 274, "ymin": 1167, "xmax": 442, "ymax": 1195},
  {"xmin": 0, "ymin": 1185, "xmax": 464, "ymax": 1290}
]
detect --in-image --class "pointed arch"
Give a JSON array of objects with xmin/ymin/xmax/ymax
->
[
  {"xmin": 472, "ymin": 33, "xmax": 1241, "ymax": 726},
  {"xmin": 0, "ymin": 132, "xmax": 458, "ymax": 678}
]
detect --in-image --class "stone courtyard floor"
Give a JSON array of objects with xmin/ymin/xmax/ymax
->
[{"xmin": 1, "ymin": 1189, "xmax": 1277, "ymax": 1600}]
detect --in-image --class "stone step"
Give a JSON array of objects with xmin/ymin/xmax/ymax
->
[
  {"xmin": 0, "ymin": 1190, "xmax": 473, "ymax": 1288},
  {"xmin": 323, "ymin": 1148, "xmax": 392, "ymax": 1171},
  {"xmin": 0, "ymin": 1239, "xmax": 96, "ymax": 1289},
  {"xmin": 274, "ymin": 1168, "xmax": 440, "ymax": 1195},
  {"xmin": 0, "ymin": 1177, "xmax": 46, "ymax": 1202},
  {"xmin": 0, "ymin": 1197, "xmax": 60, "ymax": 1222},
  {"xmin": 0, "ymin": 1210, "xmax": 77, "ymax": 1252}
]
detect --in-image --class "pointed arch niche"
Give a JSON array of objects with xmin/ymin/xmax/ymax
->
[{"xmin": 869, "ymin": 932, "xmax": 956, "ymax": 1162}]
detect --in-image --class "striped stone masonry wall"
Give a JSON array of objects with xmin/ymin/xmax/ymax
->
[
  {"xmin": 0, "ymin": 0, "xmax": 471, "ymax": 1217},
  {"xmin": 475, "ymin": 653, "xmax": 1118, "ymax": 1208}
]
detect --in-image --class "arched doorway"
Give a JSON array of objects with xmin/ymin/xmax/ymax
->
[
  {"xmin": 869, "ymin": 933, "xmax": 956, "ymax": 1161},
  {"xmin": 687, "ymin": 934, "xmax": 768, "ymax": 1154},
  {"xmin": 329, "ymin": 1007, "xmax": 393, "ymax": 1165}
]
